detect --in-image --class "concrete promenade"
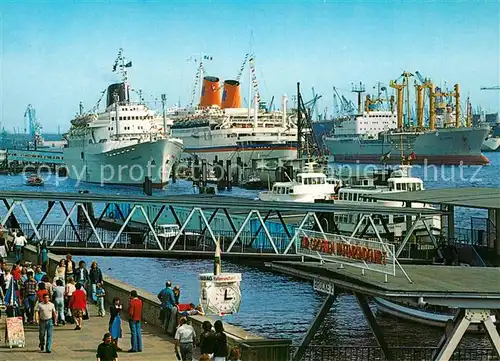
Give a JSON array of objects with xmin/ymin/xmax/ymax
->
[
  {"xmin": 0, "ymin": 303, "xmax": 180, "ymax": 361},
  {"xmin": 0, "ymin": 250, "xmax": 181, "ymax": 361}
]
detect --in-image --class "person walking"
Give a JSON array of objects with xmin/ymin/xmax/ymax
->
[
  {"xmin": 109, "ymin": 296, "xmax": 123, "ymax": 351},
  {"xmin": 96, "ymin": 332, "xmax": 118, "ymax": 361},
  {"xmin": 35, "ymin": 293, "xmax": 56, "ymax": 353},
  {"xmin": 96, "ymin": 283, "xmax": 106, "ymax": 316},
  {"xmin": 127, "ymin": 290, "xmax": 143, "ymax": 353},
  {"xmin": 0, "ymin": 232, "xmax": 8, "ymax": 259},
  {"xmin": 199, "ymin": 320, "xmax": 216, "ymax": 358},
  {"xmin": 64, "ymin": 277, "xmax": 76, "ymax": 323},
  {"xmin": 13, "ymin": 231, "xmax": 27, "ymax": 263},
  {"xmin": 64, "ymin": 254, "xmax": 76, "ymax": 283},
  {"xmin": 69, "ymin": 282, "xmax": 87, "ymax": 330},
  {"xmin": 157, "ymin": 281, "xmax": 176, "ymax": 332},
  {"xmin": 23, "ymin": 271, "xmax": 38, "ymax": 323},
  {"xmin": 213, "ymin": 320, "xmax": 229, "ymax": 361},
  {"xmin": 40, "ymin": 240, "xmax": 49, "ymax": 272},
  {"xmin": 89, "ymin": 261, "xmax": 103, "ymax": 303},
  {"xmin": 54, "ymin": 259, "xmax": 66, "ymax": 285},
  {"xmin": 75, "ymin": 260, "xmax": 89, "ymax": 291},
  {"xmin": 174, "ymin": 317, "xmax": 196, "ymax": 361},
  {"xmin": 52, "ymin": 279, "xmax": 65, "ymax": 326}
]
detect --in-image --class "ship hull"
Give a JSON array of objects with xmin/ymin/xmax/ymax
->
[
  {"xmin": 181, "ymin": 143, "xmax": 298, "ymax": 166},
  {"xmin": 63, "ymin": 138, "xmax": 184, "ymax": 187},
  {"xmin": 324, "ymin": 126, "xmax": 490, "ymax": 165}
]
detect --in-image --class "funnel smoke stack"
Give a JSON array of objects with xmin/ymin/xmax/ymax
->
[
  {"xmin": 221, "ymin": 80, "xmax": 241, "ymax": 109},
  {"xmin": 200, "ymin": 76, "xmax": 221, "ymax": 108}
]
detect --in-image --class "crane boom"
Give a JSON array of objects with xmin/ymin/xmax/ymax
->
[{"xmin": 480, "ymin": 86, "xmax": 500, "ymax": 90}]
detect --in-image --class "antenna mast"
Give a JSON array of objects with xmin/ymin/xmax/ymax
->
[{"xmin": 112, "ymin": 48, "xmax": 132, "ymax": 103}]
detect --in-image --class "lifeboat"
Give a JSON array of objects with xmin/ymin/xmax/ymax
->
[{"xmin": 70, "ymin": 113, "xmax": 97, "ymax": 126}]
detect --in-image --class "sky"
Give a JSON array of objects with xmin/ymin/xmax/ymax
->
[{"xmin": 1, "ymin": 0, "xmax": 499, "ymax": 133}]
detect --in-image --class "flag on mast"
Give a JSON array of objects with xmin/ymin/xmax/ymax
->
[{"xmin": 214, "ymin": 236, "xmax": 221, "ymax": 275}]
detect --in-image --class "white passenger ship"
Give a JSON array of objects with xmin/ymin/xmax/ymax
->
[
  {"xmin": 63, "ymin": 49, "xmax": 183, "ymax": 187},
  {"xmin": 170, "ymin": 64, "xmax": 298, "ymax": 167},
  {"xmin": 333, "ymin": 165, "xmax": 441, "ymax": 236}
]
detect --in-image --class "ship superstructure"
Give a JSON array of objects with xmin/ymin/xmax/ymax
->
[
  {"xmin": 63, "ymin": 49, "xmax": 183, "ymax": 187},
  {"xmin": 170, "ymin": 57, "xmax": 298, "ymax": 167}
]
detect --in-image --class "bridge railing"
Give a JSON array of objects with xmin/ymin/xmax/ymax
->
[
  {"xmin": 17, "ymin": 223, "xmax": 294, "ymax": 253},
  {"xmin": 290, "ymin": 346, "xmax": 498, "ymax": 361}
]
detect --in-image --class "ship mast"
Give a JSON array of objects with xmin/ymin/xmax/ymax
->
[{"xmin": 112, "ymin": 48, "xmax": 131, "ymax": 104}]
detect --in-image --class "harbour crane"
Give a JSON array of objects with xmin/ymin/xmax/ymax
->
[
  {"xmin": 311, "ymin": 87, "xmax": 320, "ymax": 121},
  {"xmin": 480, "ymin": 86, "xmax": 500, "ymax": 90},
  {"xmin": 304, "ymin": 93, "xmax": 323, "ymax": 121},
  {"xmin": 23, "ymin": 104, "xmax": 42, "ymax": 150},
  {"xmin": 24, "ymin": 104, "xmax": 37, "ymax": 137},
  {"xmin": 332, "ymin": 87, "xmax": 341, "ymax": 116}
]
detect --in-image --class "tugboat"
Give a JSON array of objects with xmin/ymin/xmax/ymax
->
[
  {"xmin": 25, "ymin": 174, "xmax": 44, "ymax": 186},
  {"xmin": 240, "ymin": 174, "xmax": 263, "ymax": 190}
]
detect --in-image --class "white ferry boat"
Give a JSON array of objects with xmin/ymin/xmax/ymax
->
[
  {"xmin": 258, "ymin": 163, "xmax": 340, "ymax": 203},
  {"xmin": 63, "ymin": 49, "xmax": 183, "ymax": 187},
  {"xmin": 333, "ymin": 165, "xmax": 440, "ymax": 236}
]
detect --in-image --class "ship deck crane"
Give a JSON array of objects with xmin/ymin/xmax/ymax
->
[
  {"xmin": 296, "ymin": 83, "xmax": 324, "ymax": 160},
  {"xmin": 480, "ymin": 86, "xmax": 500, "ymax": 90}
]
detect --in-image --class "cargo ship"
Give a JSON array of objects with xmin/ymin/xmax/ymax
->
[{"xmin": 321, "ymin": 77, "xmax": 490, "ymax": 165}]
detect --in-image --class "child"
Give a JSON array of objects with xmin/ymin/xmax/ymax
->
[
  {"xmin": 96, "ymin": 283, "xmax": 106, "ymax": 316},
  {"xmin": 228, "ymin": 347, "xmax": 242, "ymax": 361}
]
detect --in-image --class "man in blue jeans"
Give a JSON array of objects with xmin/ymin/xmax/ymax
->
[
  {"xmin": 23, "ymin": 271, "xmax": 38, "ymax": 323},
  {"xmin": 127, "ymin": 290, "xmax": 143, "ymax": 353},
  {"xmin": 35, "ymin": 293, "xmax": 57, "ymax": 353},
  {"xmin": 157, "ymin": 281, "xmax": 176, "ymax": 333}
]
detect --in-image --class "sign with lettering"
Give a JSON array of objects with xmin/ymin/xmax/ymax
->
[
  {"xmin": 199, "ymin": 273, "xmax": 242, "ymax": 316},
  {"xmin": 6, "ymin": 317, "xmax": 25, "ymax": 348},
  {"xmin": 296, "ymin": 229, "xmax": 396, "ymax": 276},
  {"xmin": 313, "ymin": 279, "xmax": 335, "ymax": 295}
]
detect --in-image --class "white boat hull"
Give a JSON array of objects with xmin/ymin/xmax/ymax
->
[
  {"xmin": 259, "ymin": 191, "xmax": 333, "ymax": 203},
  {"xmin": 482, "ymin": 137, "xmax": 500, "ymax": 152},
  {"xmin": 374, "ymin": 297, "xmax": 488, "ymax": 332},
  {"xmin": 63, "ymin": 138, "xmax": 183, "ymax": 187}
]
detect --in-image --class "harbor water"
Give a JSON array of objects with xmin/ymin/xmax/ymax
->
[{"xmin": 1, "ymin": 153, "xmax": 499, "ymax": 347}]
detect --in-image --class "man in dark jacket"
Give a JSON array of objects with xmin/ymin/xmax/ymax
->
[{"xmin": 75, "ymin": 261, "xmax": 89, "ymax": 288}]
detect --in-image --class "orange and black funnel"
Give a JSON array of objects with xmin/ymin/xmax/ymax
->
[{"xmin": 200, "ymin": 76, "xmax": 221, "ymax": 107}]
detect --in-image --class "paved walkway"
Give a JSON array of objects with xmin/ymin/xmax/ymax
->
[
  {"xmin": 0, "ymin": 303, "xmax": 181, "ymax": 361},
  {"xmin": 0, "ymin": 254, "xmax": 182, "ymax": 361}
]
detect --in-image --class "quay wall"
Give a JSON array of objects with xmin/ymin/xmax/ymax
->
[{"xmin": 23, "ymin": 246, "xmax": 291, "ymax": 360}]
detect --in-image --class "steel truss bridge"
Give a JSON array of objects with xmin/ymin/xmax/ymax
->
[{"xmin": 0, "ymin": 191, "xmax": 445, "ymax": 257}]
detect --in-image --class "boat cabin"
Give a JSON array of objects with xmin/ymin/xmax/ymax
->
[
  {"xmin": 271, "ymin": 184, "xmax": 294, "ymax": 195},
  {"xmin": 388, "ymin": 178, "xmax": 423, "ymax": 192},
  {"xmin": 296, "ymin": 173, "xmax": 327, "ymax": 185}
]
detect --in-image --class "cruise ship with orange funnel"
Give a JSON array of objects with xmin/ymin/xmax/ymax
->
[{"xmin": 170, "ymin": 76, "xmax": 298, "ymax": 166}]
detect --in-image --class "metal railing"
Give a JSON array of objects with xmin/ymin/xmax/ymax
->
[
  {"xmin": 17, "ymin": 223, "xmax": 295, "ymax": 253},
  {"xmin": 291, "ymin": 346, "xmax": 499, "ymax": 361}
]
